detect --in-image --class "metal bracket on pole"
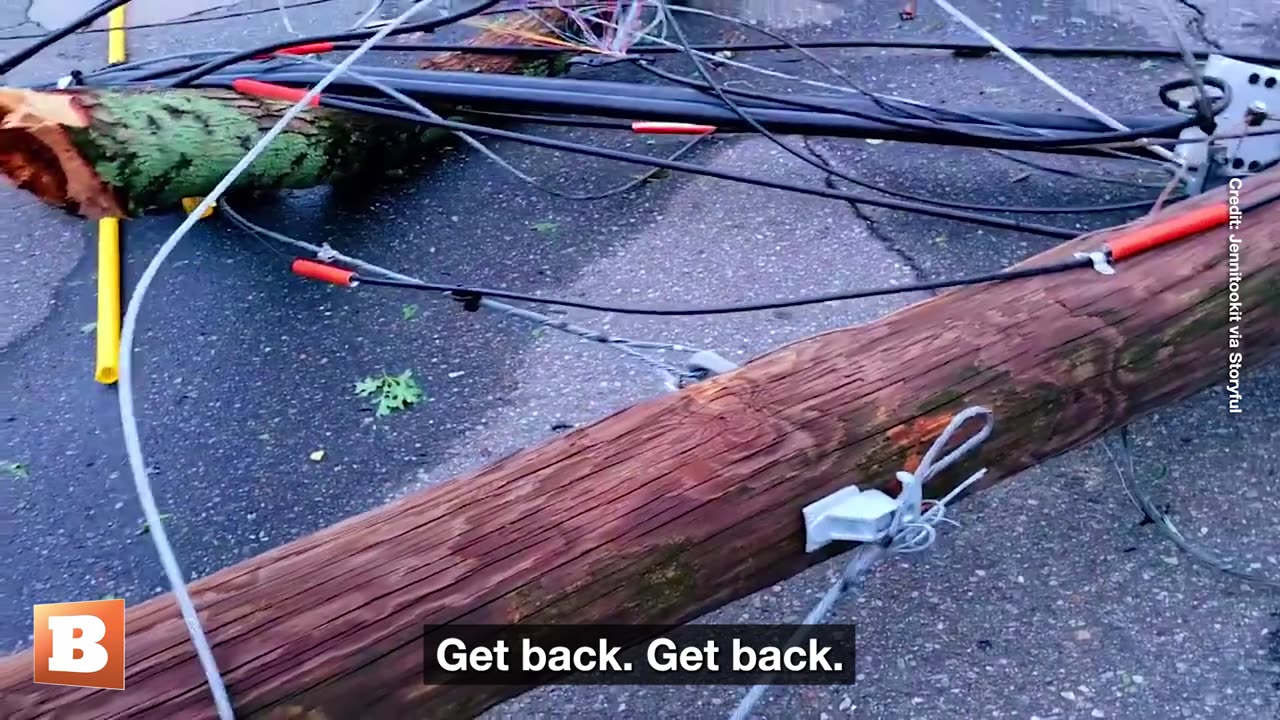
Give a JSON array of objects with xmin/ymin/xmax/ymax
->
[
  {"xmin": 681, "ymin": 350, "xmax": 739, "ymax": 384},
  {"xmin": 802, "ymin": 472, "xmax": 925, "ymax": 554},
  {"xmin": 1174, "ymin": 55, "xmax": 1280, "ymax": 195}
]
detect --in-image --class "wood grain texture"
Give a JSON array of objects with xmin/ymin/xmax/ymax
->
[{"xmin": 2, "ymin": 175, "xmax": 1278, "ymax": 719}]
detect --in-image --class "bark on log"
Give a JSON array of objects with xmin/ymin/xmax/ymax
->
[
  {"xmin": 2, "ymin": 174, "xmax": 1277, "ymax": 719},
  {"xmin": 0, "ymin": 10, "xmax": 569, "ymax": 219}
]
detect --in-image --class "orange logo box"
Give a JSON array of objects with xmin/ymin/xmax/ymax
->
[{"xmin": 33, "ymin": 599, "xmax": 125, "ymax": 690}]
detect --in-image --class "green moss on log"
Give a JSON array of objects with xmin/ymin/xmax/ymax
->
[{"xmin": 633, "ymin": 542, "xmax": 700, "ymax": 617}]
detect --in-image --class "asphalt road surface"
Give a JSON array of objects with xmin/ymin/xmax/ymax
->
[{"xmin": 2, "ymin": 1, "xmax": 1278, "ymax": 719}]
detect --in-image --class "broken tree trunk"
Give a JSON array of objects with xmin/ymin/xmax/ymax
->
[
  {"xmin": 2, "ymin": 174, "xmax": 1278, "ymax": 719},
  {"xmin": 0, "ymin": 10, "xmax": 570, "ymax": 218}
]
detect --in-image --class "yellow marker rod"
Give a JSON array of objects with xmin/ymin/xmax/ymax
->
[
  {"xmin": 107, "ymin": 7, "xmax": 127, "ymax": 64},
  {"xmin": 95, "ymin": 6, "xmax": 127, "ymax": 386},
  {"xmin": 95, "ymin": 217, "xmax": 122, "ymax": 384}
]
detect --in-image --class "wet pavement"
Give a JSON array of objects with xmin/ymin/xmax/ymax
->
[{"xmin": 1, "ymin": 1, "xmax": 1278, "ymax": 719}]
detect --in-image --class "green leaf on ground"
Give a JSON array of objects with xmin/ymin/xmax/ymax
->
[
  {"xmin": 2, "ymin": 462, "xmax": 27, "ymax": 479},
  {"xmin": 402, "ymin": 304, "xmax": 419, "ymax": 321},
  {"xmin": 354, "ymin": 377, "xmax": 381, "ymax": 397},
  {"xmin": 530, "ymin": 221, "xmax": 559, "ymax": 233},
  {"xmin": 354, "ymin": 371, "xmax": 425, "ymax": 417}
]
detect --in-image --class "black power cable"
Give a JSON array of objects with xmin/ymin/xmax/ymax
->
[
  {"xmin": 270, "ymin": 88, "xmax": 1079, "ymax": 238},
  {"xmin": 157, "ymin": 0, "xmax": 504, "ymax": 87},
  {"xmin": 331, "ymin": 256, "xmax": 1096, "ymax": 316},
  {"xmin": 0, "ymin": 0, "xmax": 132, "ymax": 75},
  {"xmin": 659, "ymin": 6, "xmax": 1199, "ymax": 214},
  {"xmin": 632, "ymin": 56, "xmax": 1229, "ymax": 150},
  {"xmin": 130, "ymin": 55, "xmax": 1218, "ymax": 154},
  {"xmin": 288, "ymin": 54, "xmax": 714, "ymax": 202},
  {"xmin": 634, "ymin": 62, "xmax": 1172, "ymax": 214},
  {"xmin": 257, "ymin": 53, "xmax": 1188, "ymax": 222},
  {"xmin": 278, "ymin": 179, "xmax": 1280, "ymax": 320},
  {"xmin": 95, "ymin": 48, "xmax": 1196, "ymax": 156},
  {"xmin": 264, "ymin": 184, "xmax": 1280, "ymax": 319},
  {"xmin": 657, "ymin": 0, "xmax": 1174, "ymax": 182},
  {"xmin": 312, "ymin": 39, "xmax": 1280, "ymax": 68},
  {"xmin": 152, "ymin": 64, "xmax": 1196, "ymax": 151},
  {"xmin": 9, "ymin": 23, "xmax": 1278, "ymax": 68}
]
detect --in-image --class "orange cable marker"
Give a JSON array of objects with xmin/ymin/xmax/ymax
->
[
  {"xmin": 1106, "ymin": 202, "xmax": 1230, "ymax": 261},
  {"xmin": 232, "ymin": 78, "xmax": 319, "ymax": 106},
  {"xmin": 292, "ymin": 259, "xmax": 355, "ymax": 286},
  {"xmin": 631, "ymin": 121, "xmax": 717, "ymax": 135}
]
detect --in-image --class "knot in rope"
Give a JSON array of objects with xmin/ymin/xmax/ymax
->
[{"xmin": 885, "ymin": 405, "xmax": 995, "ymax": 554}]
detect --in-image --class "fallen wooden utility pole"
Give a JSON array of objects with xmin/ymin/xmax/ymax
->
[
  {"xmin": 0, "ymin": 10, "xmax": 569, "ymax": 219},
  {"xmin": 2, "ymin": 174, "xmax": 1278, "ymax": 719}
]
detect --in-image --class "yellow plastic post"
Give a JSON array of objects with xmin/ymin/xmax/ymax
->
[
  {"xmin": 107, "ymin": 7, "xmax": 127, "ymax": 64},
  {"xmin": 94, "ymin": 218, "xmax": 122, "ymax": 384},
  {"xmin": 94, "ymin": 6, "xmax": 127, "ymax": 386}
]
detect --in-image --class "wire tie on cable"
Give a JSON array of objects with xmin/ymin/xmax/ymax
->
[
  {"xmin": 56, "ymin": 70, "xmax": 86, "ymax": 89},
  {"xmin": 570, "ymin": 54, "xmax": 653, "ymax": 68},
  {"xmin": 316, "ymin": 243, "xmax": 339, "ymax": 262},
  {"xmin": 1193, "ymin": 95, "xmax": 1217, "ymax": 135},
  {"xmin": 1073, "ymin": 250, "xmax": 1115, "ymax": 275},
  {"xmin": 450, "ymin": 290, "xmax": 483, "ymax": 312}
]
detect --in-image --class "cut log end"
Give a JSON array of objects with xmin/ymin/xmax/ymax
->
[{"xmin": 0, "ymin": 88, "xmax": 125, "ymax": 218}]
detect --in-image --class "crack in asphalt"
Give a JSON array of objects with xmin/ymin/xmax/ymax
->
[
  {"xmin": 1174, "ymin": 0, "xmax": 1224, "ymax": 51},
  {"xmin": 800, "ymin": 135, "xmax": 934, "ymax": 290},
  {"xmin": 0, "ymin": 0, "xmax": 35, "ymax": 36}
]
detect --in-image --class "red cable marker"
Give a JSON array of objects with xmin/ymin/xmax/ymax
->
[
  {"xmin": 292, "ymin": 259, "xmax": 355, "ymax": 287},
  {"xmin": 231, "ymin": 78, "xmax": 319, "ymax": 107},
  {"xmin": 254, "ymin": 42, "xmax": 336, "ymax": 59},
  {"xmin": 1105, "ymin": 202, "xmax": 1230, "ymax": 261},
  {"xmin": 631, "ymin": 121, "xmax": 717, "ymax": 135}
]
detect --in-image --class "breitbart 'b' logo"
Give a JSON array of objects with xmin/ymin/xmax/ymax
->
[{"xmin": 33, "ymin": 599, "xmax": 126, "ymax": 690}]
